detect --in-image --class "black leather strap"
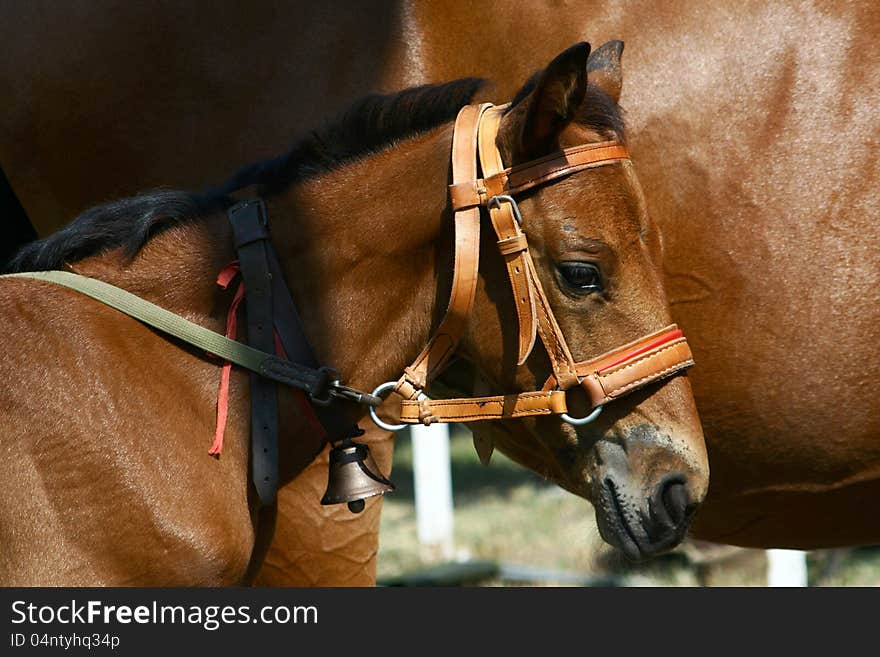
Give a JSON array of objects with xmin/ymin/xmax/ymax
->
[
  {"xmin": 258, "ymin": 355, "xmax": 335, "ymax": 398},
  {"xmin": 264, "ymin": 248, "xmax": 363, "ymax": 443},
  {"xmin": 228, "ymin": 200, "xmax": 280, "ymax": 507},
  {"xmin": 227, "ymin": 198, "xmax": 363, "ymax": 507}
]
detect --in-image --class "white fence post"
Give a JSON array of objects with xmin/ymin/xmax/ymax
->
[
  {"xmin": 410, "ymin": 423, "xmax": 455, "ymax": 561},
  {"xmin": 767, "ymin": 550, "xmax": 809, "ymax": 587}
]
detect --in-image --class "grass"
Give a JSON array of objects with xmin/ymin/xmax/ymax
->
[{"xmin": 376, "ymin": 426, "xmax": 880, "ymax": 587}]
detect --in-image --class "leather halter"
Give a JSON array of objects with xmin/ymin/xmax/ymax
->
[{"xmin": 380, "ymin": 103, "xmax": 694, "ymax": 427}]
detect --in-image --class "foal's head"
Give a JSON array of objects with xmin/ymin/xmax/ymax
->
[
  {"xmin": 444, "ymin": 42, "xmax": 709, "ymax": 560},
  {"xmin": 214, "ymin": 40, "xmax": 708, "ymax": 560}
]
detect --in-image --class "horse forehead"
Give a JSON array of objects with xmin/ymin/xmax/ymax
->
[{"xmin": 532, "ymin": 162, "xmax": 650, "ymax": 240}]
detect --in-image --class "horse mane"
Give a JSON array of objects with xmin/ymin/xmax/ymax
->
[
  {"xmin": 7, "ymin": 74, "xmax": 624, "ymax": 273},
  {"xmin": 214, "ymin": 78, "xmax": 486, "ymax": 196},
  {"xmin": 6, "ymin": 190, "xmax": 219, "ymax": 274}
]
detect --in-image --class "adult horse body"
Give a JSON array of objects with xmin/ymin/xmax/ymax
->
[
  {"xmin": 374, "ymin": 1, "xmax": 880, "ymax": 550},
  {"xmin": 1, "ymin": 1, "xmax": 877, "ymax": 583},
  {"xmin": 0, "ymin": 46, "xmax": 708, "ymax": 584}
]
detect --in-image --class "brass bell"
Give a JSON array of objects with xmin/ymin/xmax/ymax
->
[{"xmin": 321, "ymin": 439, "xmax": 395, "ymax": 513}]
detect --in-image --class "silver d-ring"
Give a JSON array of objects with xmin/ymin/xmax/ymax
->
[
  {"xmin": 561, "ymin": 405, "xmax": 604, "ymax": 426},
  {"xmin": 368, "ymin": 381, "xmax": 426, "ymax": 432}
]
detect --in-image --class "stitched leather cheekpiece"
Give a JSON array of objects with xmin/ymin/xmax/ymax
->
[{"xmin": 390, "ymin": 102, "xmax": 695, "ymax": 425}]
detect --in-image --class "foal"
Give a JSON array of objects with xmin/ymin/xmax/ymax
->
[{"xmin": 0, "ymin": 43, "xmax": 707, "ymax": 584}]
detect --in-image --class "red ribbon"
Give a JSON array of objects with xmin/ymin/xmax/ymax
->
[
  {"xmin": 209, "ymin": 262, "xmax": 327, "ymax": 456},
  {"xmin": 209, "ymin": 262, "xmax": 245, "ymax": 456}
]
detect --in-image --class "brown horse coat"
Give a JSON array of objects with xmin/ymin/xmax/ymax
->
[
  {"xmin": 1, "ymin": 2, "xmax": 877, "ymax": 584},
  {"xmin": 2, "ymin": 60, "xmax": 708, "ymax": 583}
]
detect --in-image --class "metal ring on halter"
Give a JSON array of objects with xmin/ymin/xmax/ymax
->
[
  {"xmin": 368, "ymin": 381, "xmax": 426, "ymax": 432},
  {"xmin": 561, "ymin": 405, "xmax": 604, "ymax": 426},
  {"xmin": 487, "ymin": 194, "xmax": 523, "ymax": 225}
]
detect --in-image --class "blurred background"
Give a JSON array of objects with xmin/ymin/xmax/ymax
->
[{"xmin": 377, "ymin": 425, "xmax": 880, "ymax": 587}]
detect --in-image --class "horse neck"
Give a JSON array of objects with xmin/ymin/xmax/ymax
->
[
  {"xmin": 70, "ymin": 216, "xmax": 236, "ymax": 325},
  {"xmin": 71, "ymin": 123, "xmax": 456, "ymax": 390},
  {"xmin": 265, "ymin": 124, "xmax": 456, "ymax": 389}
]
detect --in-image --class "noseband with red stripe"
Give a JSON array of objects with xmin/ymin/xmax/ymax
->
[{"xmin": 370, "ymin": 102, "xmax": 694, "ymax": 430}]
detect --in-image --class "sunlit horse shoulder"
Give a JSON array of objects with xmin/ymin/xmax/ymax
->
[{"xmin": 0, "ymin": 44, "xmax": 707, "ymax": 585}]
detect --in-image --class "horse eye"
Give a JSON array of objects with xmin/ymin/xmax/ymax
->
[{"xmin": 558, "ymin": 262, "xmax": 603, "ymax": 293}]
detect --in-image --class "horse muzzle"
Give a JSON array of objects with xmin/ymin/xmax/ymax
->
[{"xmin": 590, "ymin": 428, "xmax": 706, "ymax": 561}]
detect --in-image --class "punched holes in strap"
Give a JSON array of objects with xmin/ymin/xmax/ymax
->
[
  {"xmin": 479, "ymin": 106, "xmax": 538, "ymax": 366},
  {"xmin": 227, "ymin": 199, "xmax": 280, "ymax": 507}
]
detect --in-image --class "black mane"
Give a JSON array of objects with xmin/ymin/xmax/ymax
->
[
  {"xmin": 6, "ymin": 190, "xmax": 217, "ymax": 274},
  {"xmin": 7, "ymin": 74, "xmax": 624, "ymax": 273},
  {"xmin": 7, "ymin": 78, "xmax": 485, "ymax": 273},
  {"xmin": 215, "ymin": 78, "xmax": 487, "ymax": 196}
]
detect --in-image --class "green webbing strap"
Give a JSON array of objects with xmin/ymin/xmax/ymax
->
[
  {"xmin": 5, "ymin": 269, "xmax": 269, "ymax": 366},
  {"xmin": 1, "ymin": 270, "xmax": 333, "ymax": 398}
]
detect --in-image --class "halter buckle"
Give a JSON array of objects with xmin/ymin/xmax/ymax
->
[{"xmin": 487, "ymin": 194, "xmax": 523, "ymax": 225}]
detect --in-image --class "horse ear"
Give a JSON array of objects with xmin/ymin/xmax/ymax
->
[
  {"xmin": 587, "ymin": 40, "xmax": 624, "ymax": 103},
  {"xmin": 501, "ymin": 42, "xmax": 591, "ymax": 158}
]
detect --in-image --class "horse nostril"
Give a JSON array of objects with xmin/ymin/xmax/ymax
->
[{"xmin": 659, "ymin": 476, "xmax": 690, "ymax": 526}]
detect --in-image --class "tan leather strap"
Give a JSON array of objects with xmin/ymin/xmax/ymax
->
[
  {"xmin": 580, "ymin": 339, "xmax": 693, "ymax": 408},
  {"xmin": 478, "ymin": 105, "xmax": 580, "ymax": 389},
  {"xmin": 571, "ymin": 324, "xmax": 690, "ymax": 378},
  {"xmin": 563, "ymin": 324, "xmax": 693, "ymax": 407},
  {"xmin": 525, "ymin": 253, "xmax": 581, "ymax": 389},
  {"xmin": 394, "ymin": 103, "xmax": 492, "ymax": 400},
  {"xmin": 400, "ymin": 325, "xmax": 693, "ymax": 424},
  {"xmin": 477, "ymin": 105, "xmax": 537, "ymax": 364},
  {"xmin": 450, "ymin": 141, "xmax": 630, "ymax": 211},
  {"xmin": 399, "ymin": 390, "xmax": 568, "ymax": 424}
]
